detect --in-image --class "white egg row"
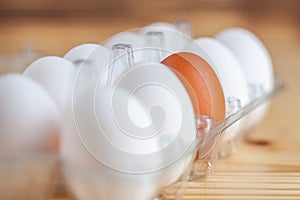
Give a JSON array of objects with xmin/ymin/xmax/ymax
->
[
  {"xmin": 0, "ymin": 21, "xmax": 274, "ymax": 200},
  {"xmin": 102, "ymin": 22, "xmax": 274, "ymax": 141}
]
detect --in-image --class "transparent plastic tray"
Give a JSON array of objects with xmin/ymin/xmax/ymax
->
[{"xmin": 0, "ymin": 75, "xmax": 283, "ymax": 200}]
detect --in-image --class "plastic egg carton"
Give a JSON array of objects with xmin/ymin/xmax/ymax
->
[
  {"xmin": 0, "ymin": 77, "xmax": 282, "ymax": 200},
  {"xmin": 0, "ymin": 21, "xmax": 283, "ymax": 200}
]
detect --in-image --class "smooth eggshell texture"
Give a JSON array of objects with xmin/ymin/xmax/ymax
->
[
  {"xmin": 196, "ymin": 37, "xmax": 250, "ymax": 141},
  {"xmin": 23, "ymin": 56, "xmax": 77, "ymax": 113},
  {"xmin": 162, "ymin": 52, "xmax": 225, "ymax": 122},
  {"xmin": 216, "ymin": 28, "xmax": 274, "ymax": 92},
  {"xmin": 216, "ymin": 28, "xmax": 274, "ymax": 130},
  {"xmin": 0, "ymin": 73, "xmax": 60, "ymax": 157},
  {"xmin": 62, "ymin": 87, "xmax": 161, "ymax": 200},
  {"xmin": 62, "ymin": 62, "xmax": 197, "ymax": 200},
  {"xmin": 162, "ymin": 52, "xmax": 225, "ymax": 158}
]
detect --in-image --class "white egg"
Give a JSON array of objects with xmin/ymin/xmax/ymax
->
[
  {"xmin": 216, "ymin": 28, "xmax": 274, "ymax": 129},
  {"xmin": 62, "ymin": 86, "xmax": 161, "ymax": 200},
  {"xmin": 216, "ymin": 28, "xmax": 274, "ymax": 92},
  {"xmin": 62, "ymin": 49, "xmax": 161, "ymax": 200},
  {"xmin": 23, "ymin": 56, "xmax": 77, "ymax": 114},
  {"xmin": 61, "ymin": 62, "xmax": 197, "ymax": 200},
  {"xmin": 0, "ymin": 73, "xmax": 60, "ymax": 157},
  {"xmin": 196, "ymin": 37, "xmax": 250, "ymax": 141}
]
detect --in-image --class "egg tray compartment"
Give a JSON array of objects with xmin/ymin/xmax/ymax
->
[{"xmin": 0, "ymin": 76, "xmax": 283, "ymax": 200}]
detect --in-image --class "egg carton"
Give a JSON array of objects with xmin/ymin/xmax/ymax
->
[
  {"xmin": 0, "ymin": 21, "xmax": 283, "ymax": 200},
  {"xmin": 0, "ymin": 76, "xmax": 283, "ymax": 200}
]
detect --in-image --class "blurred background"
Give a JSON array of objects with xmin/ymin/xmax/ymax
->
[
  {"xmin": 0, "ymin": 0, "xmax": 300, "ymax": 58},
  {"xmin": 1, "ymin": 0, "xmax": 300, "ymax": 22}
]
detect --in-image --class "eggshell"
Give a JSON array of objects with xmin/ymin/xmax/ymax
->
[
  {"xmin": 162, "ymin": 52, "xmax": 226, "ymax": 158},
  {"xmin": 62, "ymin": 87, "xmax": 161, "ymax": 200},
  {"xmin": 62, "ymin": 62, "xmax": 197, "ymax": 200},
  {"xmin": 195, "ymin": 37, "xmax": 250, "ymax": 141},
  {"xmin": 77, "ymin": 61, "xmax": 196, "ymax": 173},
  {"xmin": 0, "ymin": 73, "xmax": 60, "ymax": 157},
  {"xmin": 162, "ymin": 52, "xmax": 225, "ymax": 121},
  {"xmin": 23, "ymin": 56, "xmax": 77, "ymax": 113},
  {"xmin": 216, "ymin": 28, "xmax": 274, "ymax": 92},
  {"xmin": 216, "ymin": 28, "xmax": 274, "ymax": 129}
]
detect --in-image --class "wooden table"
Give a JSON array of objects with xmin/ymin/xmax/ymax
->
[{"xmin": 0, "ymin": 8, "xmax": 300, "ymax": 199}]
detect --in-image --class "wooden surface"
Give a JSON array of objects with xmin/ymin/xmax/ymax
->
[{"xmin": 0, "ymin": 6, "xmax": 300, "ymax": 199}]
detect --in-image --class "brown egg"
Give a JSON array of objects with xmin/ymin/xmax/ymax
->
[{"xmin": 162, "ymin": 52, "xmax": 225, "ymax": 158}]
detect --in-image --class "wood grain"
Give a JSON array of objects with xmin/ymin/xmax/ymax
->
[{"xmin": 0, "ymin": 5, "xmax": 300, "ymax": 199}]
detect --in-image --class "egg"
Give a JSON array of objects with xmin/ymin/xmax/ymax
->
[
  {"xmin": 62, "ymin": 86, "xmax": 162, "ymax": 200},
  {"xmin": 162, "ymin": 52, "xmax": 226, "ymax": 158},
  {"xmin": 195, "ymin": 37, "xmax": 250, "ymax": 141},
  {"xmin": 23, "ymin": 56, "xmax": 77, "ymax": 114},
  {"xmin": 216, "ymin": 28, "xmax": 274, "ymax": 92},
  {"xmin": 162, "ymin": 52, "xmax": 225, "ymax": 121},
  {"xmin": 216, "ymin": 28, "xmax": 274, "ymax": 130},
  {"xmin": 0, "ymin": 73, "xmax": 60, "ymax": 157},
  {"xmin": 62, "ymin": 59, "xmax": 197, "ymax": 200}
]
